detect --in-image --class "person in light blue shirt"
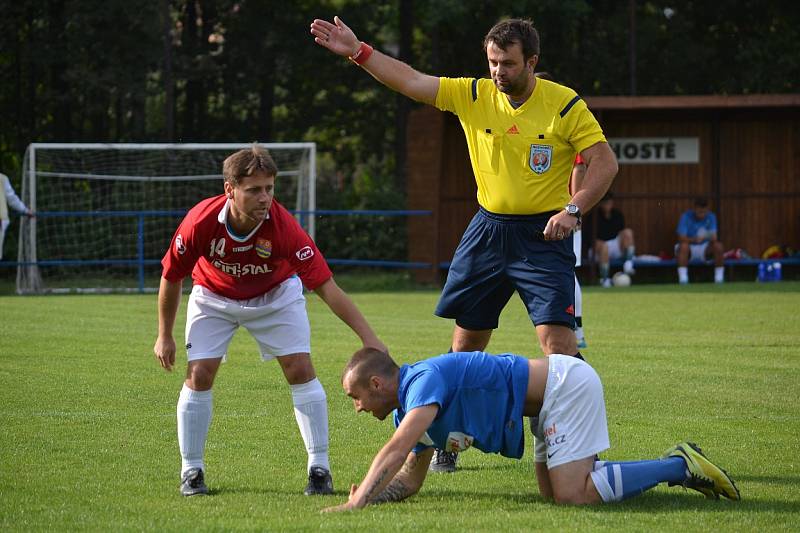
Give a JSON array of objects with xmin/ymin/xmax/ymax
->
[
  {"xmin": 675, "ymin": 197, "xmax": 725, "ymax": 284},
  {"xmin": 321, "ymin": 348, "xmax": 740, "ymax": 512}
]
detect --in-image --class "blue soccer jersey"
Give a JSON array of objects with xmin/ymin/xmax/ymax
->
[
  {"xmin": 392, "ymin": 352, "xmax": 529, "ymax": 459},
  {"xmin": 676, "ymin": 210, "xmax": 717, "ymax": 243}
]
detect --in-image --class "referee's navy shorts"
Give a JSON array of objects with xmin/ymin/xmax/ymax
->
[{"xmin": 435, "ymin": 207, "xmax": 576, "ymax": 330}]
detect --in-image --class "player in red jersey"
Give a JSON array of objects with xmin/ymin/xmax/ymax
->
[{"xmin": 153, "ymin": 145, "xmax": 386, "ymax": 497}]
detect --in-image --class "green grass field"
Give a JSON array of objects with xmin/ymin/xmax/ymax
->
[{"xmin": 2, "ymin": 281, "xmax": 799, "ymax": 531}]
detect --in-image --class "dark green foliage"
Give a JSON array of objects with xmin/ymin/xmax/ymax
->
[
  {"xmin": 3, "ymin": 0, "xmax": 798, "ymax": 171},
  {"xmin": 314, "ymin": 154, "xmax": 408, "ymax": 262},
  {"xmin": 1, "ymin": 0, "xmax": 798, "ymax": 268}
]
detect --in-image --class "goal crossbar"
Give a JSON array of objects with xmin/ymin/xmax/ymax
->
[{"xmin": 17, "ymin": 142, "xmax": 316, "ymax": 294}]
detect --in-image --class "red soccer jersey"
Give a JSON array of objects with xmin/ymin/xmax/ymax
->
[
  {"xmin": 161, "ymin": 195, "xmax": 332, "ymax": 299},
  {"xmin": 574, "ymin": 153, "xmax": 586, "ymax": 166}
]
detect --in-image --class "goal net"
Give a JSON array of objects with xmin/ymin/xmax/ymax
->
[{"xmin": 16, "ymin": 143, "xmax": 316, "ymax": 294}]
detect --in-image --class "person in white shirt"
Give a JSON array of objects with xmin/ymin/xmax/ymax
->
[{"xmin": 0, "ymin": 173, "xmax": 34, "ymax": 260}]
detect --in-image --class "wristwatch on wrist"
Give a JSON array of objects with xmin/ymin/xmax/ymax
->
[{"xmin": 564, "ymin": 203, "xmax": 581, "ymax": 221}]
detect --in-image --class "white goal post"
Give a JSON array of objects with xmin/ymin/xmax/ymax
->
[{"xmin": 16, "ymin": 142, "xmax": 316, "ymax": 294}]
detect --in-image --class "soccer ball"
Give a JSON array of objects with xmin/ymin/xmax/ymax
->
[{"xmin": 612, "ymin": 272, "xmax": 632, "ymax": 287}]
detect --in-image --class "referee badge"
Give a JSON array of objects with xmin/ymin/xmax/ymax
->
[{"xmin": 529, "ymin": 144, "xmax": 553, "ymax": 174}]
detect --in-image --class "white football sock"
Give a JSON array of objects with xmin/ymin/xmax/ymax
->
[
  {"xmin": 177, "ymin": 383, "xmax": 213, "ymax": 476},
  {"xmin": 291, "ymin": 378, "xmax": 329, "ymax": 472},
  {"xmin": 678, "ymin": 266, "xmax": 689, "ymax": 284},
  {"xmin": 714, "ymin": 266, "xmax": 724, "ymax": 283}
]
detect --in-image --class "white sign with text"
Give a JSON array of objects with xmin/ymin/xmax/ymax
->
[{"xmin": 608, "ymin": 137, "xmax": 699, "ymax": 164}]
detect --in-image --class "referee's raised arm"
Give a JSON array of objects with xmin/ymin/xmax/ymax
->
[{"xmin": 310, "ymin": 16, "xmax": 439, "ymax": 105}]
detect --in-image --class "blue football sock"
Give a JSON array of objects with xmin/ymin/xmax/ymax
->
[
  {"xmin": 590, "ymin": 457, "xmax": 686, "ymax": 502},
  {"xmin": 593, "ymin": 459, "xmax": 653, "ymax": 470}
]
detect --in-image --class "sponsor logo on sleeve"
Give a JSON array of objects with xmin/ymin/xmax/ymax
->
[
  {"xmin": 444, "ymin": 431, "xmax": 474, "ymax": 453},
  {"xmin": 296, "ymin": 246, "xmax": 314, "ymax": 261},
  {"xmin": 175, "ymin": 234, "xmax": 186, "ymax": 255}
]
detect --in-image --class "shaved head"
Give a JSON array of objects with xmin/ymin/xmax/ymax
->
[{"xmin": 342, "ymin": 347, "xmax": 399, "ymax": 388}]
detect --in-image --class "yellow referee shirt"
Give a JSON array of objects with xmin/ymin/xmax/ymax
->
[{"xmin": 435, "ymin": 76, "xmax": 606, "ymax": 215}]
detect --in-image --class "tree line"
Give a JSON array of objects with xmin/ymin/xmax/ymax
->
[{"xmin": 1, "ymin": 0, "xmax": 797, "ymax": 205}]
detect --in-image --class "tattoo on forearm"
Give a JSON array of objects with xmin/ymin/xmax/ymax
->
[
  {"xmin": 364, "ymin": 468, "xmax": 389, "ymax": 501},
  {"xmin": 368, "ymin": 454, "xmax": 418, "ymax": 505},
  {"xmin": 401, "ymin": 455, "xmax": 418, "ymax": 475},
  {"xmin": 370, "ymin": 478, "xmax": 410, "ymax": 504}
]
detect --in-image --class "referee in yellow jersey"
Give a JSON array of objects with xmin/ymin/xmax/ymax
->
[{"xmin": 311, "ymin": 16, "xmax": 618, "ymax": 471}]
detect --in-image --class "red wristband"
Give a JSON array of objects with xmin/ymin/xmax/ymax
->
[{"xmin": 349, "ymin": 42, "xmax": 373, "ymax": 65}]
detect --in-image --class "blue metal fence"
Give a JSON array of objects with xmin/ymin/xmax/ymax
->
[{"xmin": 2, "ymin": 209, "xmax": 433, "ymax": 292}]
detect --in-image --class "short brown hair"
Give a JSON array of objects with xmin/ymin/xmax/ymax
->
[
  {"xmin": 484, "ymin": 18, "xmax": 540, "ymax": 60},
  {"xmin": 222, "ymin": 144, "xmax": 278, "ymax": 186},
  {"xmin": 342, "ymin": 347, "xmax": 398, "ymax": 388}
]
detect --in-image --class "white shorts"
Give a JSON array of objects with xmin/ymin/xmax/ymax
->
[
  {"xmin": 604, "ymin": 237, "xmax": 623, "ymax": 260},
  {"xmin": 675, "ymin": 242, "xmax": 709, "ymax": 262},
  {"xmin": 573, "ymin": 229, "xmax": 582, "ymax": 267},
  {"xmin": 184, "ymin": 276, "xmax": 311, "ymax": 362},
  {"xmin": 531, "ymin": 355, "xmax": 610, "ymax": 469}
]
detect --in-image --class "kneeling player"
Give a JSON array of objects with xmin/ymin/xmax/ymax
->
[
  {"xmin": 153, "ymin": 145, "xmax": 385, "ymax": 496},
  {"xmin": 323, "ymin": 349, "xmax": 739, "ymax": 511}
]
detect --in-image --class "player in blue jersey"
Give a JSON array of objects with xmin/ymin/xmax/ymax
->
[
  {"xmin": 321, "ymin": 348, "xmax": 739, "ymax": 511},
  {"xmin": 676, "ymin": 197, "xmax": 725, "ymax": 284}
]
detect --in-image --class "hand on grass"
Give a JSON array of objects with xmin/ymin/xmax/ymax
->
[{"xmin": 320, "ymin": 484, "xmax": 362, "ymax": 513}]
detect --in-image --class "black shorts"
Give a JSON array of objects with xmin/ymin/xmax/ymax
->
[{"xmin": 435, "ymin": 208, "xmax": 576, "ymax": 330}]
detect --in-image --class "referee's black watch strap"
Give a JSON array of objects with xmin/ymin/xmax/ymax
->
[{"xmin": 565, "ymin": 203, "xmax": 582, "ymax": 221}]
